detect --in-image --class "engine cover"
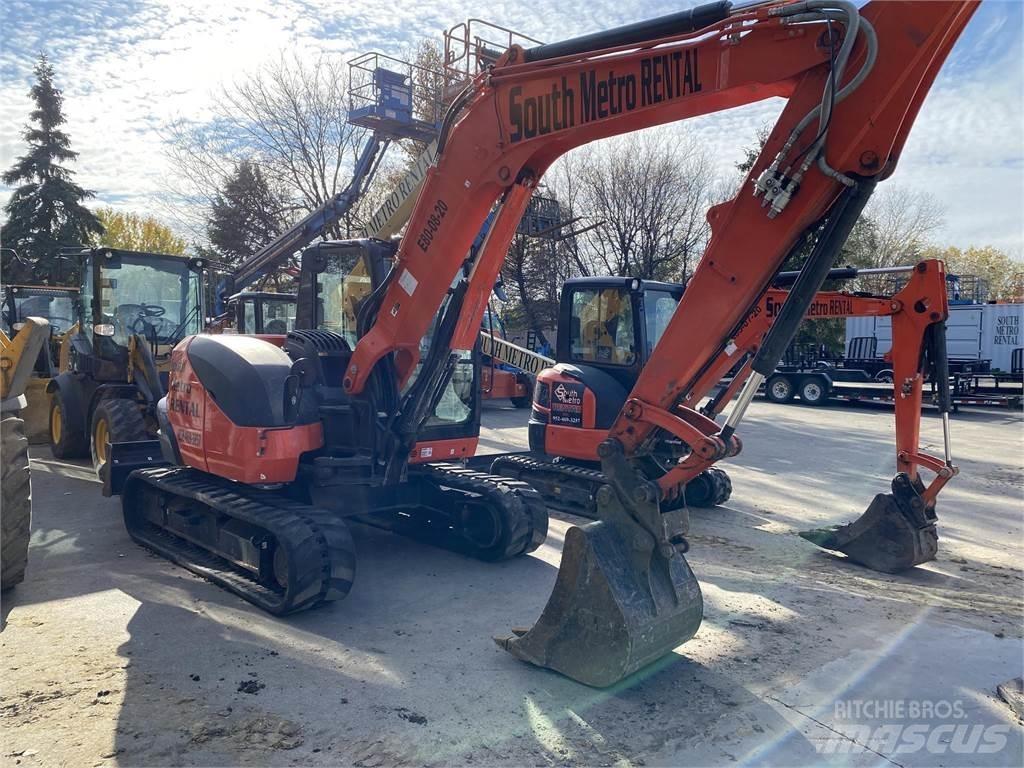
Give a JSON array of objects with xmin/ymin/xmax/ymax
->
[{"xmin": 165, "ymin": 335, "xmax": 323, "ymax": 484}]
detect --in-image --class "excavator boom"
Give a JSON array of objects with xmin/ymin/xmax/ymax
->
[{"xmin": 333, "ymin": 0, "xmax": 975, "ymax": 686}]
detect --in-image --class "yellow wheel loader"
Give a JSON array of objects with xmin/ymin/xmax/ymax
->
[{"xmin": 1, "ymin": 317, "xmax": 50, "ymax": 590}]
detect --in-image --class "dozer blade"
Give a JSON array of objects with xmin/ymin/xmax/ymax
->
[
  {"xmin": 799, "ymin": 473, "xmax": 938, "ymax": 573},
  {"xmin": 497, "ymin": 442, "xmax": 703, "ymax": 688}
]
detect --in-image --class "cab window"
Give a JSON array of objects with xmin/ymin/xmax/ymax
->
[
  {"xmin": 243, "ymin": 300, "xmax": 256, "ymax": 334},
  {"xmin": 644, "ymin": 290, "xmax": 680, "ymax": 358},
  {"xmin": 569, "ymin": 287, "xmax": 636, "ymax": 366},
  {"xmin": 263, "ymin": 298, "xmax": 296, "ymax": 334}
]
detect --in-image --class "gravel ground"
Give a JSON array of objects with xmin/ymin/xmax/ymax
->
[{"xmin": 2, "ymin": 399, "xmax": 1021, "ymax": 767}]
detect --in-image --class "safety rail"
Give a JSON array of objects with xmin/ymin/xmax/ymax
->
[
  {"xmin": 444, "ymin": 19, "xmax": 542, "ymax": 92},
  {"xmin": 347, "ymin": 52, "xmax": 447, "ymax": 143}
]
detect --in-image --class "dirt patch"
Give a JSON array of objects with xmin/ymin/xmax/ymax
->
[{"xmin": 236, "ymin": 680, "xmax": 265, "ymax": 695}]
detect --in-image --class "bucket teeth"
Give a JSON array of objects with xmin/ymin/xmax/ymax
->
[{"xmin": 800, "ymin": 473, "xmax": 938, "ymax": 573}]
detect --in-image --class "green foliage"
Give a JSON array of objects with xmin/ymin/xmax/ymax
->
[
  {"xmin": 923, "ymin": 245, "xmax": 1023, "ymax": 302},
  {"xmin": 1, "ymin": 55, "xmax": 102, "ymax": 285},
  {"xmin": 93, "ymin": 208, "xmax": 186, "ymax": 255},
  {"xmin": 207, "ymin": 161, "xmax": 284, "ymax": 265}
]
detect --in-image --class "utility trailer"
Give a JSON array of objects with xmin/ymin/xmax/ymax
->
[{"xmin": 761, "ymin": 365, "xmax": 1022, "ymax": 410}]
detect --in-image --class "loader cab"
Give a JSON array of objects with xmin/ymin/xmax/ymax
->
[
  {"xmin": 297, "ymin": 240, "xmax": 480, "ymax": 452},
  {"xmin": 2, "ymin": 285, "xmax": 78, "ymax": 337},
  {"xmin": 72, "ymin": 248, "xmax": 206, "ymax": 371},
  {"xmin": 226, "ymin": 291, "xmax": 297, "ymax": 335}
]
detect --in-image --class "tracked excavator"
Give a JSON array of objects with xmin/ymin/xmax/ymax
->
[
  {"xmin": 490, "ymin": 260, "xmax": 956, "ymax": 528},
  {"xmin": 109, "ymin": 0, "xmax": 975, "ymax": 687}
]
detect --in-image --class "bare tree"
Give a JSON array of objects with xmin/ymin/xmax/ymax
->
[
  {"xmin": 855, "ymin": 186, "xmax": 946, "ymax": 268},
  {"xmin": 164, "ymin": 53, "xmax": 368, "ymax": 242},
  {"xmin": 567, "ymin": 132, "xmax": 713, "ymax": 282}
]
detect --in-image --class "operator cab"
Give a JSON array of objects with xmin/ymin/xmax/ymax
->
[
  {"xmin": 296, "ymin": 240, "xmax": 479, "ymax": 451},
  {"xmin": 70, "ymin": 248, "xmax": 206, "ymax": 380},
  {"xmin": 226, "ymin": 291, "xmax": 297, "ymax": 335},
  {"xmin": 530, "ymin": 276, "xmax": 682, "ymax": 457},
  {"xmin": 1, "ymin": 285, "xmax": 78, "ymax": 337}
]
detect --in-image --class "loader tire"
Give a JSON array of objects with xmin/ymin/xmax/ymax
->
[
  {"xmin": 91, "ymin": 398, "xmax": 149, "ymax": 477},
  {"xmin": 2, "ymin": 416, "xmax": 32, "ymax": 590},
  {"xmin": 510, "ymin": 395, "xmax": 532, "ymax": 409},
  {"xmin": 49, "ymin": 390, "xmax": 89, "ymax": 459}
]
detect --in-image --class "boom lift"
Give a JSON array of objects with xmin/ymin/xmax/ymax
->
[
  {"xmin": 491, "ymin": 261, "xmax": 954, "ymax": 532},
  {"xmin": 114, "ymin": 0, "xmax": 974, "ymax": 687},
  {"xmin": 209, "ymin": 52, "xmax": 443, "ymax": 330}
]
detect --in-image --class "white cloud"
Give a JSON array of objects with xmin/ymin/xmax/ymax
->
[{"xmin": 1, "ymin": 0, "xmax": 1021, "ymax": 251}]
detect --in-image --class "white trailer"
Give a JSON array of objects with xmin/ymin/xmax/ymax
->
[{"xmin": 846, "ymin": 302, "xmax": 1024, "ymax": 373}]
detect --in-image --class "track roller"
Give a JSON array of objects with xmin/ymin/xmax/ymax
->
[{"xmin": 490, "ymin": 454, "xmax": 733, "ymax": 517}]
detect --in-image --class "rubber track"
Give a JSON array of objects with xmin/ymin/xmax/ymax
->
[
  {"xmin": 490, "ymin": 454, "xmax": 732, "ymax": 518},
  {"xmin": 401, "ymin": 462, "xmax": 548, "ymax": 560},
  {"xmin": 489, "ymin": 454, "xmax": 604, "ymax": 517},
  {"xmin": 123, "ymin": 467, "xmax": 355, "ymax": 615}
]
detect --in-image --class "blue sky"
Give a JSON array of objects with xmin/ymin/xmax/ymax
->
[{"xmin": 1, "ymin": 0, "xmax": 1022, "ymax": 252}]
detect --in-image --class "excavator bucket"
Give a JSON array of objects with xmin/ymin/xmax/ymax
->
[
  {"xmin": 497, "ymin": 445, "xmax": 703, "ymax": 688},
  {"xmin": 800, "ymin": 473, "xmax": 938, "ymax": 573}
]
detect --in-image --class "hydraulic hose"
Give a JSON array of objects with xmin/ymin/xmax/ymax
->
[{"xmin": 721, "ymin": 177, "xmax": 877, "ymax": 441}]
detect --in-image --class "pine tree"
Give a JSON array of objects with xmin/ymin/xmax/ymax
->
[
  {"xmin": 207, "ymin": 161, "xmax": 285, "ymax": 266},
  {"xmin": 2, "ymin": 55, "xmax": 103, "ymax": 284}
]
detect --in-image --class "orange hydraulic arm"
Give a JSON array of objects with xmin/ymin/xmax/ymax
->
[
  {"xmin": 341, "ymin": 1, "xmax": 975, "ymax": 485},
  {"xmin": 691, "ymin": 260, "xmax": 957, "ymax": 505}
]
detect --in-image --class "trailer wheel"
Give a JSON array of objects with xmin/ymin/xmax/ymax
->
[
  {"xmin": 765, "ymin": 374, "xmax": 796, "ymax": 404},
  {"xmin": 2, "ymin": 416, "xmax": 32, "ymax": 590},
  {"xmin": 91, "ymin": 398, "xmax": 149, "ymax": 476},
  {"xmin": 49, "ymin": 390, "xmax": 89, "ymax": 459},
  {"xmin": 799, "ymin": 376, "xmax": 830, "ymax": 406}
]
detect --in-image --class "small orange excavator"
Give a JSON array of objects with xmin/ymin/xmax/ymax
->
[
  {"xmin": 491, "ymin": 260, "xmax": 956, "ymax": 546},
  {"xmin": 108, "ymin": 0, "xmax": 976, "ymax": 687}
]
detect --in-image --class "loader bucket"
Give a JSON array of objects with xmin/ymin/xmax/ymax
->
[
  {"xmin": 497, "ymin": 442, "xmax": 704, "ymax": 688},
  {"xmin": 799, "ymin": 473, "xmax": 938, "ymax": 573}
]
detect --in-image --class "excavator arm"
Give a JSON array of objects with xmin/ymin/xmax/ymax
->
[{"xmin": 335, "ymin": 0, "xmax": 975, "ymax": 686}]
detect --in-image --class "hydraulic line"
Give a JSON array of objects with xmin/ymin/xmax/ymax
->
[{"xmin": 722, "ymin": 177, "xmax": 878, "ymax": 442}]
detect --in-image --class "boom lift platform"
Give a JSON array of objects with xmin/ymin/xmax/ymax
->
[{"xmin": 109, "ymin": 0, "xmax": 976, "ymax": 688}]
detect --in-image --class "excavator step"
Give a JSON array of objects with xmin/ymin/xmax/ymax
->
[
  {"xmin": 489, "ymin": 453, "xmax": 732, "ymax": 517},
  {"xmin": 122, "ymin": 467, "xmax": 356, "ymax": 615}
]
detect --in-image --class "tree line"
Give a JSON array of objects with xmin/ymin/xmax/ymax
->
[{"xmin": 3, "ymin": 53, "xmax": 1020, "ymax": 348}]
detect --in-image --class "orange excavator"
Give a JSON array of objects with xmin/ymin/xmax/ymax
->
[
  {"xmin": 490, "ymin": 260, "xmax": 956, "ymax": 557},
  {"xmin": 109, "ymin": 0, "xmax": 976, "ymax": 687}
]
